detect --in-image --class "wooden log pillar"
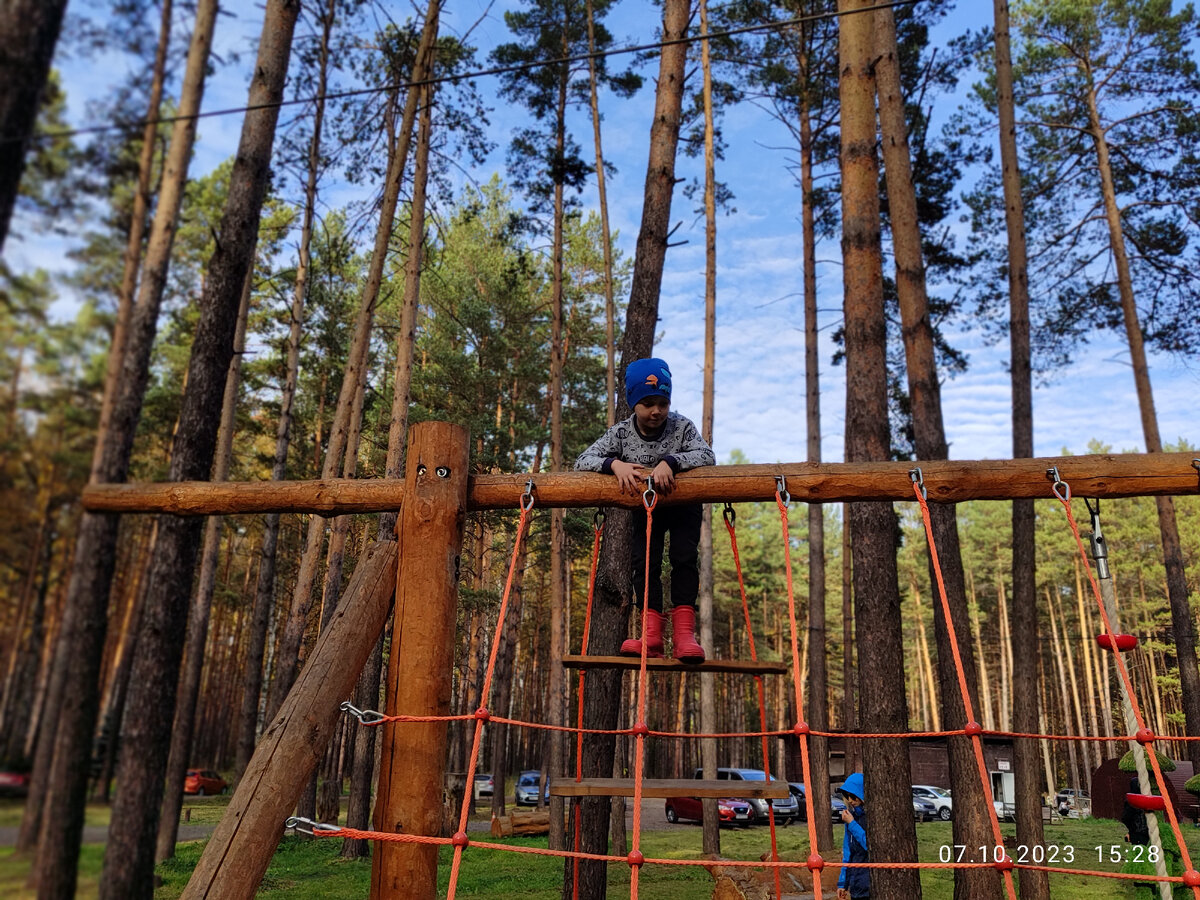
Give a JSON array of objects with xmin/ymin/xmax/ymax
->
[
  {"xmin": 371, "ymin": 421, "xmax": 469, "ymax": 900},
  {"xmin": 180, "ymin": 539, "xmax": 399, "ymax": 900}
]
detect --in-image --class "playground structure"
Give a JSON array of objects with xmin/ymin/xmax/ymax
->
[{"xmin": 81, "ymin": 421, "xmax": 1200, "ymax": 899}]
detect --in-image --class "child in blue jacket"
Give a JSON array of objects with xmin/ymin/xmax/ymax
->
[{"xmin": 837, "ymin": 773, "xmax": 869, "ymax": 899}]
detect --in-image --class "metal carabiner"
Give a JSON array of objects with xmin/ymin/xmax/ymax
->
[
  {"xmin": 593, "ymin": 510, "xmax": 605, "ymax": 533},
  {"xmin": 286, "ymin": 816, "xmax": 343, "ymax": 835},
  {"xmin": 722, "ymin": 502, "xmax": 736, "ymax": 526},
  {"xmin": 520, "ymin": 478, "xmax": 535, "ymax": 511},
  {"xmin": 1047, "ymin": 466, "xmax": 1070, "ymax": 503},
  {"xmin": 775, "ymin": 475, "xmax": 790, "ymax": 506},
  {"xmin": 340, "ymin": 700, "xmax": 386, "ymax": 726},
  {"xmin": 642, "ymin": 475, "xmax": 657, "ymax": 510},
  {"xmin": 909, "ymin": 467, "xmax": 927, "ymax": 501}
]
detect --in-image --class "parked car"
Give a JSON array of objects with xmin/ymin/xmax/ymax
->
[
  {"xmin": 697, "ymin": 767, "xmax": 798, "ymax": 824},
  {"xmin": 0, "ymin": 770, "xmax": 30, "ymax": 798},
  {"xmin": 912, "ymin": 785, "xmax": 952, "ymax": 821},
  {"xmin": 515, "ymin": 770, "xmax": 550, "ymax": 806},
  {"xmin": 913, "ymin": 795, "xmax": 938, "ymax": 821},
  {"xmin": 993, "ymin": 800, "xmax": 1016, "ymax": 822},
  {"xmin": 788, "ymin": 782, "xmax": 847, "ymax": 825},
  {"xmin": 665, "ymin": 795, "xmax": 754, "ymax": 826},
  {"xmin": 1055, "ymin": 788, "xmax": 1091, "ymax": 816},
  {"xmin": 473, "ymin": 773, "xmax": 494, "ymax": 799},
  {"xmin": 183, "ymin": 769, "xmax": 227, "ymax": 796}
]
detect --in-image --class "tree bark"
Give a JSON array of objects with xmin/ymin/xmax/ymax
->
[
  {"xmin": 98, "ymin": 4, "xmax": 300, "ymax": 896},
  {"xmin": 873, "ymin": 9, "xmax": 994, "ymax": 897},
  {"xmin": 236, "ymin": 0, "xmax": 337, "ymax": 781},
  {"xmin": 839, "ymin": 3, "xmax": 920, "ymax": 898},
  {"xmin": 584, "ymin": 0, "xmax": 617, "ymax": 427},
  {"xmin": 90, "ymin": 0, "xmax": 174, "ymax": 482},
  {"xmin": 799, "ymin": 5, "xmax": 832, "ymax": 849},
  {"xmin": 1085, "ymin": 82, "xmax": 1200, "ymax": 773},
  {"xmin": 0, "ymin": 0, "xmax": 69, "ymax": 251},
  {"xmin": 548, "ymin": 17, "xmax": 570, "ymax": 850},
  {"xmin": 267, "ymin": 0, "xmax": 440, "ymax": 723},
  {"xmin": 698, "ymin": 0, "xmax": 720, "ymax": 859},
  {"xmin": 156, "ymin": 258, "xmax": 254, "ymax": 863},
  {"xmin": 565, "ymin": 1, "xmax": 689, "ymax": 896},
  {"xmin": 20, "ymin": 3, "xmax": 220, "ymax": 889}
]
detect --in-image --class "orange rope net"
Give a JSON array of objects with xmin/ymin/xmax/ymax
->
[{"xmin": 296, "ymin": 473, "xmax": 1200, "ymax": 899}]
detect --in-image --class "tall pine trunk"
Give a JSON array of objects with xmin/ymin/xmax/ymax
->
[
  {"xmin": 1084, "ymin": 83, "xmax": 1200, "ymax": 773},
  {"xmin": 838, "ymin": 3, "xmax": 920, "ymax": 898},
  {"xmin": 19, "ymin": 4, "xmax": 220, "ymax": 889},
  {"xmin": 267, "ymin": 0, "xmax": 440, "ymax": 723},
  {"xmin": 697, "ymin": 0, "xmax": 720, "ymax": 860},
  {"xmin": 98, "ymin": 3, "xmax": 300, "ymax": 895},
  {"xmin": 236, "ymin": 0, "xmax": 337, "ymax": 781},
  {"xmin": 0, "ymin": 0, "xmax": 68, "ymax": 250},
  {"xmin": 873, "ymin": 9, "xmax": 994, "ymax": 897},
  {"xmin": 565, "ymin": 1, "xmax": 689, "ymax": 896},
  {"xmin": 156, "ymin": 259, "xmax": 254, "ymax": 862}
]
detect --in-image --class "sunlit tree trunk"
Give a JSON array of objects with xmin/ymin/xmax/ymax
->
[
  {"xmin": 566, "ymin": 1, "xmax": 688, "ymax": 895},
  {"xmin": 98, "ymin": 4, "xmax": 300, "ymax": 895},
  {"xmin": 840, "ymin": 3, "xmax": 920, "ymax": 897},
  {"xmin": 19, "ymin": 4, "xmax": 221, "ymax": 889}
]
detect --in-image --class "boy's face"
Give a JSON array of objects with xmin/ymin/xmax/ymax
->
[{"xmin": 634, "ymin": 396, "xmax": 670, "ymax": 431}]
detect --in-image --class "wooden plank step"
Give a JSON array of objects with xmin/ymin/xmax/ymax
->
[
  {"xmin": 562, "ymin": 654, "xmax": 787, "ymax": 675},
  {"xmin": 549, "ymin": 778, "xmax": 789, "ymax": 799}
]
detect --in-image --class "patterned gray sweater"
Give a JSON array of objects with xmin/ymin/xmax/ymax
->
[{"xmin": 574, "ymin": 412, "xmax": 715, "ymax": 474}]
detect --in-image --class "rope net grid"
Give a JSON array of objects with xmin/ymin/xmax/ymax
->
[{"xmin": 292, "ymin": 474, "xmax": 1200, "ymax": 900}]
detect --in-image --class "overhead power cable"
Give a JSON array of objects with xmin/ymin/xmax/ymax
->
[{"xmin": 9, "ymin": 0, "xmax": 921, "ymax": 147}]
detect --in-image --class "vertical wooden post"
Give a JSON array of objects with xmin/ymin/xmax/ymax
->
[{"xmin": 371, "ymin": 421, "xmax": 469, "ymax": 900}]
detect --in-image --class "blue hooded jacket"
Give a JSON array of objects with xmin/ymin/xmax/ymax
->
[{"xmin": 837, "ymin": 773, "xmax": 869, "ymax": 897}]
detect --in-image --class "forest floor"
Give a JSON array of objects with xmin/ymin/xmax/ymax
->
[{"xmin": 4, "ymin": 795, "xmax": 1200, "ymax": 898}]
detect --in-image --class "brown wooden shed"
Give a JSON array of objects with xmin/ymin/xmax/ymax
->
[{"xmin": 1090, "ymin": 756, "xmax": 1200, "ymax": 823}]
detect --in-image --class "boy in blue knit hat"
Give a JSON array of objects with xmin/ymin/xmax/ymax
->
[{"xmin": 575, "ymin": 358, "xmax": 715, "ymax": 662}]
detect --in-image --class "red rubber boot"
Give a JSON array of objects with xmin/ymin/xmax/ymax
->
[
  {"xmin": 670, "ymin": 606, "xmax": 706, "ymax": 663},
  {"xmin": 620, "ymin": 609, "xmax": 665, "ymax": 658}
]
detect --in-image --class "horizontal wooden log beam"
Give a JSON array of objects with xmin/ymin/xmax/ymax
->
[
  {"xmin": 562, "ymin": 654, "xmax": 788, "ymax": 675},
  {"xmin": 80, "ymin": 452, "xmax": 1200, "ymax": 516},
  {"xmin": 549, "ymin": 778, "xmax": 790, "ymax": 799}
]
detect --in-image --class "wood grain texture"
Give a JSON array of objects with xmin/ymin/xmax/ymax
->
[{"xmin": 80, "ymin": 451, "xmax": 1200, "ymax": 514}]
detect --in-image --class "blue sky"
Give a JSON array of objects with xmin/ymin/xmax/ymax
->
[{"xmin": 9, "ymin": 0, "xmax": 1197, "ymax": 467}]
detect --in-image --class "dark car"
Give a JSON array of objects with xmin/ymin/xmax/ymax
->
[
  {"xmin": 699, "ymin": 767, "xmax": 799, "ymax": 824},
  {"xmin": 184, "ymin": 769, "xmax": 226, "ymax": 796},
  {"xmin": 665, "ymin": 795, "xmax": 754, "ymax": 826},
  {"xmin": 913, "ymin": 795, "xmax": 937, "ymax": 822},
  {"xmin": 789, "ymin": 782, "xmax": 847, "ymax": 825},
  {"xmin": 515, "ymin": 770, "xmax": 549, "ymax": 806},
  {"xmin": 0, "ymin": 770, "xmax": 30, "ymax": 798}
]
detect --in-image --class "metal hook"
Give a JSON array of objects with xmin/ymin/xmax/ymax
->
[
  {"xmin": 722, "ymin": 502, "xmax": 736, "ymax": 525},
  {"xmin": 909, "ymin": 467, "xmax": 927, "ymax": 501},
  {"xmin": 286, "ymin": 816, "xmax": 343, "ymax": 836},
  {"xmin": 340, "ymin": 700, "xmax": 386, "ymax": 725},
  {"xmin": 593, "ymin": 510, "xmax": 605, "ymax": 532},
  {"xmin": 775, "ymin": 475, "xmax": 790, "ymax": 506},
  {"xmin": 1047, "ymin": 466, "xmax": 1070, "ymax": 503},
  {"xmin": 521, "ymin": 478, "xmax": 535, "ymax": 511},
  {"xmin": 1084, "ymin": 497, "xmax": 1110, "ymax": 579},
  {"xmin": 643, "ymin": 475, "xmax": 656, "ymax": 510}
]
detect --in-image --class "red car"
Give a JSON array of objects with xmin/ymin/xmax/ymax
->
[
  {"xmin": 665, "ymin": 795, "xmax": 753, "ymax": 826},
  {"xmin": 0, "ymin": 770, "xmax": 30, "ymax": 797},
  {"xmin": 184, "ymin": 769, "xmax": 227, "ymax": 795}
]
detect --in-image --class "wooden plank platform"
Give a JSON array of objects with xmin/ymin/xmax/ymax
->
[
  {"xmin": 561, "ymin": 654, "xmax": 787, "ymax": 675},
  {"xmin": 549, "ymin": 778, "xmax": 789, "ymax": 799}
]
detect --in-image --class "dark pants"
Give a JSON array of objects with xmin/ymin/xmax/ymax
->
[{"xmin": 630, "ymin": 502, "xmax": 701, "ymax": 613}]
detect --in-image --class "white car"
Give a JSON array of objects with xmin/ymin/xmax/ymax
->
[{"xmin": 912, "ymin": 785, "xmax": 953, "ymax": 821}]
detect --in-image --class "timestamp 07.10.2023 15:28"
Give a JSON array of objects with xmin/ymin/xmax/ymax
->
[{"xmin": 937, "ymin": 844, "xmax": 1164, "ymax": 865}]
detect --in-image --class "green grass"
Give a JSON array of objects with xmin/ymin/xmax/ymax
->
[{"xmin": 7, "ymin": 798, "xmax": 1200, "ymax": 899}]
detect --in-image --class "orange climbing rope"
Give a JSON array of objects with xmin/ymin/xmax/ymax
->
[{"xmin": 293, "ymin": 469, "xmax": 1200, "ymax": 900}]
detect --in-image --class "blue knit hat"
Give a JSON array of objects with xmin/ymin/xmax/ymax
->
[{"xmin": 625, "ymin": 358, "xmax": 672, "ymax": 408}]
